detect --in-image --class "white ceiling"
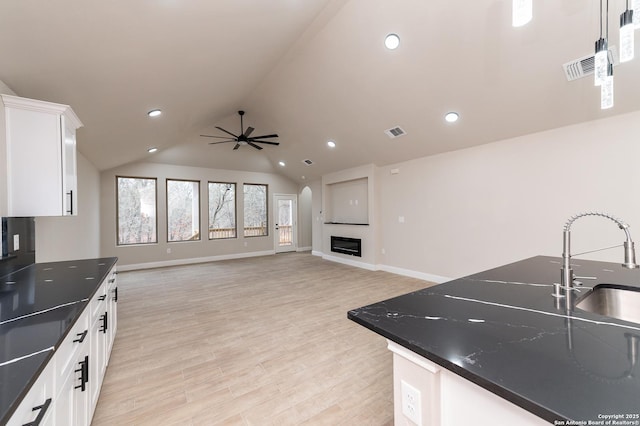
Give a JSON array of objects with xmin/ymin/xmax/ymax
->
[{"xmin": 2, "ymin": 0, "xmax": 639, "ymax": 183}]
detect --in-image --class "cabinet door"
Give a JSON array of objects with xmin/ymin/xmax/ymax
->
[
  {"xmin": 60, "ymin": 115, "xmax": 77, "ymax": 216},
  {"xmin": 55, "ymin": 350, "xmax": 90, "ymax": 426},
  {"xmin": 89, "ymin": 308, "xmax": 107, "ymax": 413},
  {"xmin": 5, "ymin": 107, "xmax": 63, "ymax": 217},
  {"xmin": 6, "ymin": 358, "xmax": 56, "ymax": 426}
]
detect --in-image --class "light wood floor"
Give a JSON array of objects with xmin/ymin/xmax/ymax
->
[{"xmin": 92, "ymin": 253, "xmax": 432, "ymax": 425}]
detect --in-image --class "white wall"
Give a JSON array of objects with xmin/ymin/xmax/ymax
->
[
  {"xmin": 298, "ymin": 185, "xmax": 313, "ymax": 250},
  {"xmin": 310, "ymin": 179, "xmax": 323, "ymax": 254},
  {"xmin": 36, "ymin": 153, "xmax": 102, "ymax": 262},
  {"xmin": 100, "ymin": 161, "xmax": 301, "ymax": 268},
  {"xmin": 376, "ymin": 110, "xmax": 640, "ymax": 280}
]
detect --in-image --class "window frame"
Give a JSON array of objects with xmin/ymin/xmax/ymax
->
[
  {"xmin": 115, "ymin": 175, "xmax": 158, "ymax": 246},
  {"xmin": 208, "ymin": 181, "xmax": 238, "ymax": 240},
  {"xmin": 166, "ymin": 178, "xmax": 202, "ymax": 243},
  {"xmin": 243, "ymin": 183, "xmax": 269, "ymax": 238}
]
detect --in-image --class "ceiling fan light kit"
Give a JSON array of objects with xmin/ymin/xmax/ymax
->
[{"xmin": 200, "ymin": 110, "xmax": 280, "ymax": 150}]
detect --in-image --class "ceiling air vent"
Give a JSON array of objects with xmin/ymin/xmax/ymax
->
[
  {"xmin": 302, "ymin": 159, "xmax": 314, "ymax": 166},
  {"xmin": 384, "ymin": 126, "xmax": 407, "ymax": 139},
  {"xmin": 563, "ymin": 46, "xmax": 619, "ymax": 81}
]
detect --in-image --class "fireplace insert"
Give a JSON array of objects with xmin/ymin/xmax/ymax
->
[{"xmin": 331, "ymin": 236, "xmax": 362, "ymax": 257}]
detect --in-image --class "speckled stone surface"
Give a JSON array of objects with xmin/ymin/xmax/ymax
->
[
  {"xmin": 0, "ymin": 257, "xmax": 117, "ymax": 424},
  {"xmin": 348, "ymin": 256, "xmax": 640, "ymax": 423}
]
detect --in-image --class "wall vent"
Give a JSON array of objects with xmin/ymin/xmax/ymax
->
[
  {"xmin": 384, "ymin": 126, "xmax": 407, "ymax": 139},
  {"xmin": 563, "ymin": 46, "xmax": 619, "ymax": 81},
  {"xmin": 302, "ymin": 159, "xmax": 314, "ymax": 166}
]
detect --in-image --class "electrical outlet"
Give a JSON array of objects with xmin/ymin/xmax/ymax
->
[
  {"xmin": 13, "ymin": 234, "xmax": 19, "ymax": 251},
  {"xmin": 166, "ymin": 248, "xmax": 171, "ymax": 254},
  {"xmin": 401, "ymin": 380, "xmax": 422, "ymax": 425}
]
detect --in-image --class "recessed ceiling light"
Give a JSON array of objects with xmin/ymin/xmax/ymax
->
[
  {"xmin": 445, "ymin": 112, "xmax": 459, "ymax": 123},
  {"xmin": 327, "ymin": 140, "xmax": 336, "ymax": 148},
  {"xmin": 301, "ymin": 176, "xmax": 306, "ymax": 180},
  {"xmin": 147, "ymin": 109, "xmax": 162, "ymax": 117},
  {"xmin": 278, "ymin": 161, "xmax": 286, "ymax": 167},
  {"xmin": 385, "ymin": 33, "xmax": 400, "ymax": 50},
  {"xmin": 148, "ymin": 147, "xmax": 158, "ymax": 153}
]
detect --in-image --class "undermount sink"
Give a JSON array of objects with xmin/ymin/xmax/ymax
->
[{"xmin": 576, "ymin": 285, "xmax": 640, "ymax": 325}]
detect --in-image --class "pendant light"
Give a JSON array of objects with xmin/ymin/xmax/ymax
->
[
  {"xmin": 620, "ymin": 1, "xmax": 635, "ymax": 62},
  {"xmin": 594, "ymin": 0, "xmax": 609, "ymax": 86},
  {"xmin": 601, "ymin": 62, "xmax": 614, "ymax": 109},
  {"xmin": 512, "ymin": 0, "xmax": 533, "ymax": 27}
]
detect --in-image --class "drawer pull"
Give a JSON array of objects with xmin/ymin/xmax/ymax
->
[
  {"xmin": 98, "ymin": 294, "xmax": 107, "ymax": 301},
  {"xmin": 21, "ymin": 398, "xmax": 52, "ymax": 426},
  {"xmin": 113, "ymin": 287, "xmax": 118, "ymax": 302},
  {"xmin": 74, "ymin": 355, "xmax": 89, "ymax": 392},
  {"xmin": 73, "ymin": 330, "xmax": 88, "ymax": 343},
  {"xmin": 99, "ymin": 312, "xmax": 108, "ymax": 333},
  {"xmin": 108, "ymin": 278, "xmax": 115, "ymax": 283}
]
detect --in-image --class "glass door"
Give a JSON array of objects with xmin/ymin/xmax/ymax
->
[{"xmin": 274, "ymin": 194, "xmax": 297, "ymax": 253}]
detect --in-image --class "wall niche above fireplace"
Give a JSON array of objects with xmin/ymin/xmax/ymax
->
[{"xmin": 324, "ymin": 177, "xmax": 368, "ymax": 225}]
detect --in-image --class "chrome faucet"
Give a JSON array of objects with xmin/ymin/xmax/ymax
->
[{"xmin": 555, "ymin": 212, "xmax": 639, "ymax": 298}]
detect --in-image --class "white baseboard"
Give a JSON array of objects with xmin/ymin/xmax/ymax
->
[
  {"xmin": 322, "ymin": 254, "xmax": 376, "ymax": 271},
  {"xmin": 296, "ymin": 246, "xmax": 312, "ymax": 252},
  {"xmin": 311, "ymin": 250, "xmax": 324, "ymax": 257},
  {"xmin": 117, "ymin": 250, "xmax": 276, "ymax": 272},
  {"xmin": 377, "ymin": 264, "xmax": 451, "ymax": 284}
]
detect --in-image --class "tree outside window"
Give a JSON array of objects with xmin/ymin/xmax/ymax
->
[
  {"xmin": 167, "ymin": 179, "xmax": 200, "ymax": 242},
  {"xmin": 208, "ymin": 182, "xmax": 236, "ymax": 239},
  {"xmin": 117, "ymin": 177, "xmax": 157, "ymax": 245},
  {"xmin": 243, "ymin": 184, "xmax": 267, "ymax": 237}
]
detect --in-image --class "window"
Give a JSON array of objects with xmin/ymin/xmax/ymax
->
[
  {"xmin": 243, "ymin": 183, "xmax": 268, "ymax": 237},
  {"xmin": 167, "ymin": 179, "xmax": 200, "ymax": 242},
  {"xmin": 208, "ymin": 182, "xmax": 236, "ymax": 239},
  {"xmin": 116, "ymin": 176, "xmax": 157, "ymax": 245}
]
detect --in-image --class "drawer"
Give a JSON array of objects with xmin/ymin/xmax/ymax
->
[
  {"xmin": 56, "ymin": 311, "xmax": 89, "ymax": 377},
  {"xmin": 90, "ymin": 281, "xmax": 108, "ymax": 319}
]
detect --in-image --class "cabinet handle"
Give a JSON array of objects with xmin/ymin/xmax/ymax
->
[
  {"xmin": 100, "ymin": 312, "xmax": 108, "ymax": 333},
  {"xmin": 113, "ymin": 287, "xmax": 118, "ymax": 302},
  {"xmin": 108, "ymin": 278, "xmax": 115, "ymax": 283},
  {"xmin": 21, "ymin": 398, "xmax": 52, "ymax": 426},
  {"xmin": 74, "ymin": 355, "xmax": 89, "ymax": 392},
  {"xmin": 98, "ymin": 294, "xmax": 107, "ymax": 301},
  {"xmin": 73, "ymin": 330, "xmax": 88, "ymax": 343},
  {"xmin": 66, "ymin": 190, "xmax": 73, "ymax": 215}
]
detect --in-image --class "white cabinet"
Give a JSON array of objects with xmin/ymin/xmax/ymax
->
[
  {"xmin": 387, "ymin": 340, "xmax": 549, "ymax": 426},
  {"xmin": 6, "ymin": 262, "xmax": 118, "ymax": 426},
  {"xmin": 6, "ymin": 357, "xmax": 56, "ymax": 426},
  {"xmin": 1, "ymin": 94, "xmax": 82, "ymax": 217},
  {"xmin": 89, "ymin": 281, "xmax": 108, "ymax": 412}
]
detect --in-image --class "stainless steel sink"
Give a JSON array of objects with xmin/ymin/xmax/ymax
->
[{"xmin": 576, "ymin": 285, "xmax": 640, "ymax": 325}]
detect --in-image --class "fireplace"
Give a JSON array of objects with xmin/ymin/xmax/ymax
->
[{"xmin": 331, "ymin": 236, "xmax": 362, "ymax": 257}]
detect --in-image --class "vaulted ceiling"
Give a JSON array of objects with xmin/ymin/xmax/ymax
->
[{"xmin": 2, "ymin": 0, "xmax": 640, "ymax": 183}]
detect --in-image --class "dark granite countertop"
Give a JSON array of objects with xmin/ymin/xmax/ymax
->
[
  {"xmin": 0, "ymin": 257, "xmax": 117, "ymax": 424},
  {"xmin": 348, "ymin": 256, "xmax": 640, "ymax": 424}
]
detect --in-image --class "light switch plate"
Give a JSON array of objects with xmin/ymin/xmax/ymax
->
[{"xmin": 13, "ymin": 234, "xmax": 19, "ymax": 251}]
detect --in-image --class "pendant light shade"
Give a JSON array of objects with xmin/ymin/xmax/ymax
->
[
  {"xmin": 512, "ymin": 0, "xmax": 532, "ymax": 27},
  {"xmin": 620, "ymin": 8, "xmax": 635, "ymax": 62},
  {"xmin": 601, "ymin": 62, "xmax": 614, "ymax": 109},
  {"xmin": 594, "ymin": 38, "xmax": 608, "ymax": 86}
]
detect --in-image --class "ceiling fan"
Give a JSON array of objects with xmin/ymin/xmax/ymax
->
[{"xmin": 200, "ymin": 110, "xmax": 279, "ymax": 150}]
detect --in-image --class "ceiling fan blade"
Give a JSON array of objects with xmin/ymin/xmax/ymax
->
[
  {"xmin": 215, "ymin": 126, "xmax": 239, "ymax": 138},
  {"xmin": 247, "ymin": 142, "xmax": 263, "ymax": 150},
  {"xmin": 201, "ymin": 134, "xmax": 236, "ymax": 139},
  {"xmin": 208, "ymin": 140, "xmax": 236, "ymax": 145},
  {"xmin": 251, "ymin": 140, "xmax": 280, "ymax": 145},
  {"xmin": 249, "ymin": 133, "xmax": 278, "ymax": 139},
  {"xmin": 244, "ymin": 126, "xmax": 255, "ymax": 137},
  {"xmin": 233, "ymin": 143, "xmax": 240, "ymax": 150}
]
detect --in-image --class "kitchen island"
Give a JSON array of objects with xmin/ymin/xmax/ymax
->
[
  {"xmin": 348, "ymin": 256, "xmax": 640, "ymax": 425},
  {"xmin": 0, "ymin": 257, "xmax": 118, "ymax": 425}
]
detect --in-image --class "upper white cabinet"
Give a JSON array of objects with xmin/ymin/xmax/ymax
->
[{"xmin": 1, "ymin": 94, "xmax": 83, "ymax": 216}]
